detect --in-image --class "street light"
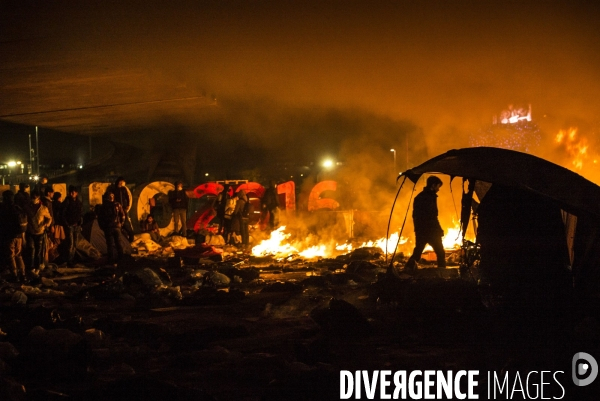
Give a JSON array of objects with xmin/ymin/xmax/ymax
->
[
  {"xmin": 390, "ymin": 149, "xmax": 397, "ymax": 173},
  {"xmin": 322, "ymin": 159, "xmax": 334, "ymax": 169}
]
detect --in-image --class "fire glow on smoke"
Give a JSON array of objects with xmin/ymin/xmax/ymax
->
[{"xmin": 555, "ymin": 127, "xmax": 595, "ymax": 171}]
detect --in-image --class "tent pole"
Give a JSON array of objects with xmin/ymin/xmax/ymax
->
[
  {"xmin": 385, "ymin": 175, "xmax": 406, "ymax": 264},
  {"xmin": 388, "ymin": 178, "xmax": 418, "ymax": 268}
]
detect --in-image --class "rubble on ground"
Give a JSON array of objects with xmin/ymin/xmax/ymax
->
[{"xmin": 0, "ymin": 236, "xmax": 595, "ymax": 400}]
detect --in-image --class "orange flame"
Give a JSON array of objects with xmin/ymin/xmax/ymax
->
[
  {"xmin": 556, "ymin": 127, "xmax": 591, "ymax": 170},
  {"xmin": 423, "ymin": 220, "xmax": 465, "ymax": 252},
  {"xmin": 251, "ymin": 226, "xmax": 408, "ymax": 259}
]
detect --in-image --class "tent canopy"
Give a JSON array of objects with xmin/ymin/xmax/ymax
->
[{"xmin": 401, "ymin": 147, "xmax": 600, "ymax": 218}]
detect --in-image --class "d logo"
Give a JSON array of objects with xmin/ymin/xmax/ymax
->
[{"xmin": 572, "ymin": 352, "xmax": 598, "ymax": 386}]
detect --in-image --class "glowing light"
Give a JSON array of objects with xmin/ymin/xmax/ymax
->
[
  {"xmin": 205, "ymin": 173, "xmax": 209, "ymax": 176},
  {"xmin": 7, "ymin": 161, "xmax": 16, "ymax": 167},
  {"xmin": 322, "ymin": 159, "xmax": 334, "ymax": 169},
  {"xmin": 33, "ymin": 175, "xmax": 39, "ymax": 181}
]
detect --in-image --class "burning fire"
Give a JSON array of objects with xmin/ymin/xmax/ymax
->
[
  {"xmin": 442, "ymin": 224, "xmax": 463, "ymax": 249},
  {"xmin": 251, "ymin": 226, "xmax": 408, "ymax": 259},
  {"xmin": 423, "ymin": 221, "xmax": 464, "ymax": 252},
  {"xmin": 556, "ymin": 127, "xmax": 590, "ymax": 170}
]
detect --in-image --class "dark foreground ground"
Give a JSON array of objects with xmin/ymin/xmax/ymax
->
[{"xmin": 0, "ymin": 248, "xmax": 599, "ymax": 401}]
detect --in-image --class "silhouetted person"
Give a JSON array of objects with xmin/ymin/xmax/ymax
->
[
  {"xmin": 261, "ymin": 180, "xmax": 280, "ymax": 231},
  {"xmin": 404, "ymin": 176, "xmax": 446, "ymax": 272},
  {"xmin": 221, "ymin": 186, "xmax": 237, "ymax": 241},
  {"xmin": 109, "ymin": 177, "xmax": 134, "ymax": 242},
  {"xmin": 230, "ymin": 190, "xmax": 247, "ymax": 246},
  {"xmin": 0, "ymin": 191, "xmax": 27, "ymax": 282},
  {"xmin": 33, "ymin": 175, "xmax": 50, "ymax": 196},
  {"xmin": 14, "ymin": 183, "xmax": 30, "ymax": 209},
  {"xmin": 50, "ymin": 192, "xmax": 65, "ymax": 248},
  {"xmin": 168, "ymin": 181, "xmax": 189, "ymax": 236},
  {"xmin": 216, "ymin": 184, "xmax": 231, "ymax": 235},
  {"xmin": 97, "ymin": 191, "xmax": 126, "ymax": 265},
  {"xmin": 239, "ymin": 190, "xmax": 251, "ymax": 249},
  {"xmin": 51, "ymin": 191, "xmax": 63, "ymax": 225},
  {"xmin": 41, "ymin": 186, "xmax": 55, "ymax": 267},
  {"xmin": 61, "ymin": 185, "xmax": 83, "ymax": 268}
]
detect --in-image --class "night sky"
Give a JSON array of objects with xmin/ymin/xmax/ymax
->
[{"xmin": 1, "ymin": 1, "xmax": 600, "ymax": 181}]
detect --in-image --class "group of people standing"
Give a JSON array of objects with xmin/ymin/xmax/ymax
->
[
  {"xmin": 215, "ymin": 181, "xmax": 280, "ymax": 250},
  {"xmin": 138, "ymin": 180, "xmax": 189, "ymax": 244},
  {"xmin": 0, "ymin": 176, "xmax": 83, "ymax": 282},
  {"xmin": 0, "ymin": 176, "xmax": 135, "ymax": 282},
  {"xmin": 0, "ymin": 176, "xmax": 283, "ymax": 281}
]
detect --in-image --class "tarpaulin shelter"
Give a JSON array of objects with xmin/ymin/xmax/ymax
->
[
  {"xmin": 400, "ymin": 147, "xmax": 600, "ymax": 301},
  {"xmin": 82, "ymin": 218, "xmax": 132, "ymax": 256}
]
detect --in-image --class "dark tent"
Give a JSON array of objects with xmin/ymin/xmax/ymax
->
[
  {"xmin": 400, "ymin": 147, "xmax": 600, "ymax": 304},
  {"xmin": 82, "ymin": 218, "xmax": 132, "ymax": 256}
]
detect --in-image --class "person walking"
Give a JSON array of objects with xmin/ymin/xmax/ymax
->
[{"xmin": 403, "ymin": 176, "xmax": 446, "ymax": 272}]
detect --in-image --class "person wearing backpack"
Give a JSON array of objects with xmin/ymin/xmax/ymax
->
[
  {"xmin": 97, "ymin": 190, "xmax": 126, "ymax": 264},
  {"xmin": 0, "ymin": 191, "xmax": 27, "ymax": 282}
]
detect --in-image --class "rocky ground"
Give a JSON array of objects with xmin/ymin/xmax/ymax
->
[{"xmin": 0, "ymin": 246, "xmax": 599, "ymax": 400}]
